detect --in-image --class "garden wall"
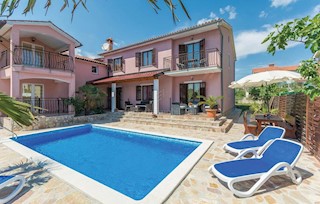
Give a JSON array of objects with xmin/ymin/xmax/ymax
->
[
  {"xmin": 0, "ymin": 112, "xmax": 123, "ymax": 132},
  {"xmin": 306, "ymin": 98, "xmax": 320, "ymax": 161}
]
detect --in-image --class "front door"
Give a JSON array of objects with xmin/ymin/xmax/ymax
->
[{"xmin": 22, "ymin": 83, "xmax": 44, "ymax": 112}]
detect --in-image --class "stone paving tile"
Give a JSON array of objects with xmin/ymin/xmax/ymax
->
[{"xmin": 0, "ymin": 121, "xmax": 320, "ymax": 203}]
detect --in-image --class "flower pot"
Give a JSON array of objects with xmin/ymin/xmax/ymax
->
[{"xmin": 206, "ymin": 109, "xmax": 217, "ymax": 118}]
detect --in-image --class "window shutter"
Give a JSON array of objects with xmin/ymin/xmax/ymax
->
[
  {"xmin": 179, "ymin": 83, "xmax": 188, "ymax": 104},
  {"xmin": 135, "ymin": 52, "xmax": 141, "ymax": 67},
  {"xmin": 200, "ymin": 39, "xmax": 205, "ymax": 60},
  {"xmin": 136, "ymin": 86, "xmax": 141, "ymax": 101},
  {"xmin": 120, "ymin": 57, "xmax": 124, "ymax": 71},
  {"xmin": 107, "ymin": 59, "xmax": 113, "ymax": 71},
  {"xmin": 178, "ymin": 44, "xmax": 187, "ymax": 64},
  {"xmin": 152, "ymin": 48, "xmax": 156, "ymax": 66},
  {"xmin": 200, "ymin": 82, "xmax": 206, "ymax": 97}
]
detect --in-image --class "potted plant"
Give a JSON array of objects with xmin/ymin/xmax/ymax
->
[{"xmin": 198, "ymin": 96, "xmax": 223, "ymax": 118}]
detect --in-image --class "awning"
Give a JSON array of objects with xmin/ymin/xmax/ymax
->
[{"xmin": 92, "ymin": 69, "xmax": 167, "ymax": 84}]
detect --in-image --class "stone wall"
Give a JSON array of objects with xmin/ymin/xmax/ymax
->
[
  {"xmin": 306, "ymin": 98, "xmax": 320, "ymax": 161},
  {"xmin": 0, "ymin": 112, "xmax": 123, "ymax": 132}
]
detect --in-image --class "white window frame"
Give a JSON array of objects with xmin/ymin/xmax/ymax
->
[{"xmin": 141, "ymin": 50, "xmax": 153, "ymax": 67}]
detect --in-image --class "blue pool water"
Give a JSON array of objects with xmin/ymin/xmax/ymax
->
[{"xmin": 15, "ymin": 124, "xmax": 200, "ymax": 200}]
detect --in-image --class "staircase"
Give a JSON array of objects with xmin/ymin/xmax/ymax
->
[{"xmin": 119, "ymin": 112, "xmax": 233, "ymax": 133}]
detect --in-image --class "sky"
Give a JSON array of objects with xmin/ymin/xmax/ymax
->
[{"xmin": 4, "ymin": 0, "xmax": 320, "ymax": 80}]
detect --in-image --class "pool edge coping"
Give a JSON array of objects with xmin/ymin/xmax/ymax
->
[{"xmin": 1, "ymin": 124, "xmax": 213, "ymax": 204}]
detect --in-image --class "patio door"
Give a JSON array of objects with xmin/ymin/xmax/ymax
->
[
  {"xmin": 179, "ymin": 82, "xmax": 206, "ymax": 104},
  {"xmin": 22, "ymin": 83, "xmax": 44, "ymax": 112},
  {"xmin": 22, "ymin": 42, "xmax": 44, "ymax": 67}
]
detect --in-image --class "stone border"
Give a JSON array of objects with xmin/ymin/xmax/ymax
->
[{"xmin": 2, "ymin": 124, "xmax": 213, "ymax": 204}]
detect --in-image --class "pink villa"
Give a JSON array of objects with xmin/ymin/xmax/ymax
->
[
  {"xmin": 0, "ymin": 19, "xmax": 236, "ymax": 115},
  {"xmin": 93, "ymin": 19, "xmax": 236, "ymax": 114}
]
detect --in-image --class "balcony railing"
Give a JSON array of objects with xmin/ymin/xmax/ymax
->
[
  {"xmin": 12, "ymin": 47, "xmax": 74, "ymax": 72},
  {"xmin": 163, "ymin": 48, "xmax": 221, "ymax": 71},
  {"xmin": 17, "ymin": 98, "xmax": 69, "ymax": 115}
]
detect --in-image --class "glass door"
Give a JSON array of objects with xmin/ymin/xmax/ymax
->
[
  {"xmin": 22, "ymin": 83, "xmax": 44, "ymax": 112},
  {"xmin": 22, "ymin": 42, "xmax": 44, "ymax": 67},
  {"xmin": 186, "ymin": 42, "xmax": 200, "ymax": 68}
]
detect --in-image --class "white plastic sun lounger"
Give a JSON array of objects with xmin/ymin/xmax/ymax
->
[
  {"xmin": 223, "ymin": 126, "xmax": 286, "ymax": 154},
  {"xmin": 209, "ymin": 139, "xmax": 303, "ymax": 198},
  {"xmin": 0, "ymin": 175, "xmax": 25, "ymax": 203}
]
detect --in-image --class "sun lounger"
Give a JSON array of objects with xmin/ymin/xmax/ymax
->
[
  {"xmin": 223, "ymin": 126, "xmax": 285, "ymax": 154},
  {"xmin": 209, "ymin": 139, "xmax": 303, "ymax": 197},
  {"xmin": 0, "ymin": 175, "xmax": 25, "ymax": 203}
]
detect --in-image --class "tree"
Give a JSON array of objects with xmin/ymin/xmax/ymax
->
[
  {"xmin": 262, "ymin": 14, "xmax": 320, "ymax": 100},
  {"xmin": 0, "ymin": 93, "xmax": 35, "ymax": 126},
  {"xmin": 0, "ymin": 0, "xmax": 190, "ymax": 22}
]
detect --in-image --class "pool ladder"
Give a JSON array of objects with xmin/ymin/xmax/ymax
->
[{"xmin": 0, "ymin": 126, "xmax": 18, "ymax": 139}]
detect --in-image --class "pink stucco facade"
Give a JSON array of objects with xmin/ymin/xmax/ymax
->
[
  {"xmin": 0, "ymin": 19, "xmax": 235, "ymax": 114},
  {"xmin": 95, "ymin": 19, "xmax": 236, "ymax": 113}
]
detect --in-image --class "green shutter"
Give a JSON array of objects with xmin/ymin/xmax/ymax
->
[
  {"xmin": 179, "ymin": 83, "xmax": 188, "ymax": 104},
  {"xmin": 136, "ymin": 86, "xmax": 141, "ymax": 101},
  {"xmin": 135, "ymin": 52, "xmax": 141, "ymax": 68}
]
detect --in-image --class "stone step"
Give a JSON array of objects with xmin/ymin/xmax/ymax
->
[
  {"xmin": 124, "ymin": 112, "xmax": 223, "ymax": 121},
  {"xmin": 121, "ymin": 115, "xmax": 226, "ymax": 127},
  {"xmin": 120, "ymin": 117, "xmax": 232, "ymax": 132}
]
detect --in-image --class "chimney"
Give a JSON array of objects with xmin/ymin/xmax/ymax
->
[
  {"xmin": 106, "ymin": 38, "xmax": 113, "ymax": 51},
  {"xmin": 101, "ymin": 37, "xmax": 113, "ymax": 51}
]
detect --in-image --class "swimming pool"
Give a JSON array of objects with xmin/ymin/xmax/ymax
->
[{"xmin": 5, "ymin": 124, "xmax": 212, "ymax": 204}]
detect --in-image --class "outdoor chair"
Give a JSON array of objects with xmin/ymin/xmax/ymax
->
[
  {"xmin": 223, "ymin": 126, "xmax": 285, "ymax": 155},
  {"xmin": 171, "ymin": 103, "xmax": 186, "ymax": 115},
  {"xmin": 0, "ymin": 175, "xmax": 25, "ymax": 203},
  {"xmin": 209, "ymin": 139, "xmax": 303, "ymax": 198},
  {"xmin": 243, "ymin": 111, "xmax": 258, "ymax": 135}
]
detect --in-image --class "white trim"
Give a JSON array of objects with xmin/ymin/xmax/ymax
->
[
  {"xmin": 183, "ymin": 80, "xmax": 202, "ymax": 84},
  {"xmin": 164, "ymin": 67, "xmax": 221, "ymax": 77},
  {"xmin": 140, "ymin": 48, "xmax": 153, "ymax": 53},
  {"xmin": 183, "ymin": 39, "xmax": 203, "ymax": 45},
  {"xmin": 3, "ymin": 124, "xmax": 213, "ymax": 204},
  {"xmin": 139, "ymin": 83, "xmax": 153, "ymax": 86},
  {"xmin": 112, "ymin": 56, "xmax": 122, "ymax": 60}
]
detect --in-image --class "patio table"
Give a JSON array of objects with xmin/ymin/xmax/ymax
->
[{"xmin": 255, "ymin": 114, "xmax": 284, "ymax": 134}]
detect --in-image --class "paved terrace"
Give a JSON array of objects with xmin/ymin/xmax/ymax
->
[{"xmin": 0, "ymin": 121, "xmax": 319, "ymax": 203}]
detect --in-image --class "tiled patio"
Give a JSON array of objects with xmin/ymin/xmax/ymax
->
[{"xmin": 0, "ymin": 121, "xmax": 320, "ymax": 203}]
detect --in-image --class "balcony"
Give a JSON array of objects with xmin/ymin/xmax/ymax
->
[
  {"xmin": 0, "ymin": 47, "xmax": 74, "ymax": 72},
  {"xmin": 163, "ymin": 48, "xmax": 221, "ymax": 71}
]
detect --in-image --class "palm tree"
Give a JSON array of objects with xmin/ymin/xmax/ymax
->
[
  {"xmin": 0, "ymin": 92, "xmax": 34, "ymax": 126},
  {"xmin": 0, "ymin": 0, "xmax": 190, "ymax": 23}
]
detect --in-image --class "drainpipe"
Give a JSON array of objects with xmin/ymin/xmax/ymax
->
[{"xmin": 217, "ymin": 22, "xmax": 224, "ymax": 112}]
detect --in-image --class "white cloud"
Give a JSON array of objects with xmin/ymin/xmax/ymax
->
[
  {"xmin": 196, "ymin": 12, "xmax": 219, "ymax": 25},
  {"xmin": 235, "ymin": 23, "xmax": 299, "ymax": 59},
  {"xmin": 219, "ymin": 5, "xmax": 237, "ymax": 20},
  {"xmin": 113, "ymin": 40, "xmax": 125, "ymax": 48},
  {"xmin": 271, "ymin": 0, "xmax": 297, "ymax": 8},
  {"xmin": 312, "ymin": 4, "xmax": 320, "ymax": 16},
  {"xmin": 259, "ymin": 11, "xmax": 268, "ymax": 18},
  {"xmin": 75, "ymin": 48, "xmax": 99, "ymax": 59}
]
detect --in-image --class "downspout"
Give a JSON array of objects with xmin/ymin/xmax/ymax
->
[{"xmin": 217, "ymin": 22, "xmax": 224, "ymax": 112}]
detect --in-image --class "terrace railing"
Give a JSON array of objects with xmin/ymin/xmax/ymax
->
[
  {"xmin": 13, "ymin": 47, "xmax": 74, "ymax": 72},
  {"xmin": 17, "ymin": 98, "xmax": 69, "ymax": 115},
  {"xmin": 163, "ymin": 48, "xmax": 221, "ymax": 71}
]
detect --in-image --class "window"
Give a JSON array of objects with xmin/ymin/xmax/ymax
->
[
  {"xmin": 91, "ymin": 66, "xmax": 99, "ymax": 74},
  {"xmin": 135, "ymin": 49, "xmax": 156, "ymax": 68},
  {"xmin": 180, "ymin": 82, "xmax": 206, "ymax": 104},
  {"xmin": 113, "ymin": 57, "xmax": 122, "ymax": 71},
  {"xmin": 136, "ymin": 85, "xmax": 153, "ymax": 101},
  {"xmin": 178, "ymin": 39, "xmax": 205, "ymax": 68},
  {"xmin": 107, "ymin": 57, "xmax": 123, "ymax": 72},
  {"xmin": 142, "ymin": 50, "xmax": 153, "ymax": 66}
]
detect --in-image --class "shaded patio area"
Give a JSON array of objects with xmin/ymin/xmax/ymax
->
[{"xmin": 0, "ymin": 118, "xmax": 319, "ymax": 203}]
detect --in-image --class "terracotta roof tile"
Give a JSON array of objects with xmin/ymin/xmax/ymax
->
[{"xmin": 252, "ymin": 65, "xmax": 298, "ymax": 73}]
